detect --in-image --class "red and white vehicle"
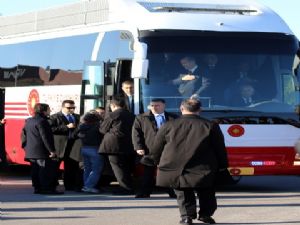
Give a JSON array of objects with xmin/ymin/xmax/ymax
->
[
  {"xmin": 1, "ymin": 0, "xmax": 300, "ymax": 176},
  {"xmin": 3, "ymin": 86, "xmax": 81, "ymax": 165}
]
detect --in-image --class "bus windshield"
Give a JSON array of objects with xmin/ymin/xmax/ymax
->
[{"xmin": 140, "ymin": 31, "xmax": 299, "ymax": 115}]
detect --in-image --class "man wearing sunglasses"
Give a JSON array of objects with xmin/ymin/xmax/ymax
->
[{"xmin": 49, "ymin": 99, "xmax": 81, "ymax": 191}]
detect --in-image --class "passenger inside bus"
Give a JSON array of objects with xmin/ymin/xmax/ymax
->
[
  {"xmin": 252, "ymin": 56, "xmax": 277, "ymax": 100},
  {"xmin": 171, "ymin": 56, "xmax": 203, "ymax": 97},
  {"xmin": 198, "ymin": 53, "xmax": 226, "ymax": 104},
  {"xmin": 228, "ymin": 83, "xmax": 259, "ymax": 107},
  {"xmin": 224, "ymin": 59, "xmax": 258, "ymax": 104}
]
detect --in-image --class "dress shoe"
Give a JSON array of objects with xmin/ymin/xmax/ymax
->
[
  {"xmin": 198, "ymin": 216, "xmax": 216, "ymax": 224},
  {"xmin": 135, "ymin": 193, "xmax": 150, "ymax": 198},
  {"xmin": 179, "ymin": 217, "xmax": 193, "ymax": 225}
]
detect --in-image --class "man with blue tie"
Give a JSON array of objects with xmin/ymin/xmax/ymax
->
[
  {"xmin": 49, "ymin": 100, "xmax": 81, "ymax": 191},
  {"xmin": 132, "ymin": 98, "xmax": 178, "ymax": 198}
]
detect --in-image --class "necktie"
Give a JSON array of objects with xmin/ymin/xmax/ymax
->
[
  {"xmin": 128, "ymin": 96, "xmax": 134, "ymax": 113},
  {"xmin": 67, "ymin": 115, "xmax": 74, "ymax": 139},
  {"xmin": 67, "ymin": 114, "xmax": 74, "ymax": 123},
  {"xmin": 156, "ymin": 115, "xmax": 165, "ymax": 129}
]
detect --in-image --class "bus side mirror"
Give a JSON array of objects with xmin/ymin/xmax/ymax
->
[
  {"xmin": 131, "ymin": 42, "xmax": 149, "ymax": 79},
  {"xmin": 131, "ymin": 58, "xmax": 149, "ymax": 79}
]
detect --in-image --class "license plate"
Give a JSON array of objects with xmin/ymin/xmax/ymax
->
[{"xmin": 228, "ymin": 167, "xmax": 254, "ymax": 175}]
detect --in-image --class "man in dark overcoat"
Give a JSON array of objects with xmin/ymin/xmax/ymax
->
[
  {"xmin": 22, "ymin": 103, "xmax": 62, "ymax": 194},
  {"xmin": 143, "ymin": 98, "xmax": 228, "ymax": 225},
  {"xmin": 132, "ymin": 98, "xmax": 178, "ymax": 198},
  {"xmin": 48, "ymin": 99, "xmax": 81, "ymax": 191},
  {"xmin": 99, "ymin": 96, "xmax": 135, "ymax": 194}
]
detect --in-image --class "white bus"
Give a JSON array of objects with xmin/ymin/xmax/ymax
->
[{"xmin": 1, "ymin": 0, "xmax": 300, "ymax": 176}]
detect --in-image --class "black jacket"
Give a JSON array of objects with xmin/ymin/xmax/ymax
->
[
  {"xmin": 99, "ymin": 108, "xmax": 135, "ymax": 154},
  {"xmin": 78, "ymin": 122, "xmax": 103, "ymax": 147},
  {"xmin": 149, "ymin": 114, "xmax": 228, "ymax": 188},
  {"xmin": 132, "ymin": 111, "xmax": 178, "ymax": 154},
  {"xmin": 48, "ymin": 111, "xmax": 80, "ymax": 158},
  {"xmin": 22, "ymin": 114, "xmax": 55, "ymax": 160}
]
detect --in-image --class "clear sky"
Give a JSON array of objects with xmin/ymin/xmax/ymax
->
[{"xmin": 0, "ymin": 0, "xmax": 299, "ymax": 38}]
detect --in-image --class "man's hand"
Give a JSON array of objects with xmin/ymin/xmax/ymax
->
[
  {"xmin": 181, "ymin": 74, "xmax": 197, "ymax": 81},
  {"xmin": 195, "ymin": 77, "xmax": 211, "ymax": 95},
  {"xmin": 0, "ymin": 118, "xmax": 6, "ymax": 125},
  {"xmin": 140, "ymin": 155, "xmax": 156, "ymax": 166},
  {"xmin": 67, "ymin": 123, "xmax": 76, "ymax": 129},
  {"xmin": 136, "ymin": 149, "xmax": 145, "ymax": 155},
  {"xmin": 202, "ymin": 77, "xmax": 211, "ymax": 88},
  {"xmin": 49, "ymin": 152, "xmax": 56, "ymax": 158}
]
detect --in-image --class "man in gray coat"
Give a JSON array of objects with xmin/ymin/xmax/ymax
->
[{"xmin": 143, "ymin": 98, "xmax": 228, "ymax": 225}]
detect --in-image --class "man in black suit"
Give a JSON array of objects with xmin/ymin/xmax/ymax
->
[
  {"xmin": 132, "ymin": 98, "xmax": 178, "ymax": 198},
  {"xmin": 198, "ymin": 54, "xmax": 221, "ymax": 102},
  {"xmin": 172, "ymin": 56, "xmax": 206, "ymax": 97},
  {"xmin": 120, "ymin": 80, "xmax": 135, "ymax": 113},
  {"xmin": 22, "ymin": 103, "xmax": 62, "ymax": 194},
  {"xmin": 49, "ymin": 99, "xmax": 81, "ymax": 191},
  {"xmin": 99, "ymin": 96, "xmax": 136, "ymax": 194},
  {"xmin": 143, "ymin": 98, "xmax": 228, "ymax": 225}
]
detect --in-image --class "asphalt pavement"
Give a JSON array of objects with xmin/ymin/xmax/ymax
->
[{"xmin": 1, "ymin": 168, "xmax": 300, "ymax": 225}]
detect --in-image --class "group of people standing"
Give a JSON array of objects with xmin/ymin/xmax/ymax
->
[{"xmin": 21, "ymin": 79, "xmax": 229, "ymax": 225}]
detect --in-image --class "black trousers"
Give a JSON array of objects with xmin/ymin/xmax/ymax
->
[
  {"xmin": 137, "ymin": 164, "xmax": 156, "ymax": 194},
  {"xmin": 137, "ymin": 165, "xmax": 175, "ymax": 196},
  {"xmin": 174, "ymin": 187, "xmax": 217, "ymax": 219},
  {"xmin": 29, "ymin": 158, "xmax": 58, "ymax": 191},
  {"xmin": 108, "ymin": 154, "xmax": 135, "ymax": 191},
  {"xmin": 61, "ymin": 141, "xmax": 81, "ymax": 190},
  {"xmin": 63, "ymin": 157, "xmax": 81, "ymax": 190}
]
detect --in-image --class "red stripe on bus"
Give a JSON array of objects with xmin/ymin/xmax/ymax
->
[
  {"xmin": 5, "ymin": 107, "xmax": 27, "ymax": 110},
  {"xmin": 5, "ymin": 112, "xmax": 29, "ymax": 116},
  {"xmin": 5, "ymin": 102, "xmax": 27, "ymax": 105}
]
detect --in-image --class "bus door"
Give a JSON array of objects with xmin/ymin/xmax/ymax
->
[
  {"xmin": 0, "ymin": 88, "xmax": 6, "ymax": 165},
  {"xmin": 80, "ymin": 61, "xmax": 107, "ymax": 114},
  {"xmin": 115, "ymin": 59, "xmax": 132, "ymax": 93}
]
